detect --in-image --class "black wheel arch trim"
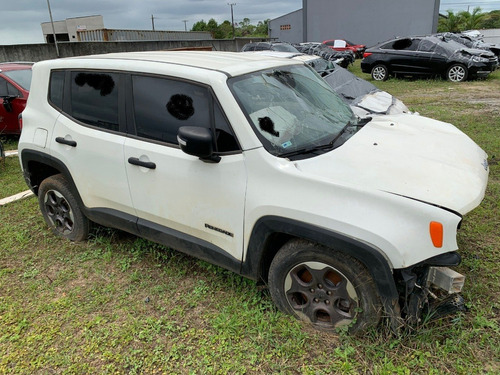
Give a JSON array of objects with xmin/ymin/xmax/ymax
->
[
  {"xmin": 21, "ymin": 149, "xmax": 77, "ymax": 197},
  {"xmin": 242, "ymin": 216, "xmax": 399, "ymax": 301}
]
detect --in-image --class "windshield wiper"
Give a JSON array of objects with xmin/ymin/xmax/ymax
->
[{"xmin": 278, "ymin": 117, "xmax": 372, "ymax": 158}]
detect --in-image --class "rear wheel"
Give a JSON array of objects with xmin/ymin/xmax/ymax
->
[
  {"xmin": 446, "ymin": 64, "xmax": 468, "ymax": 82},
  {"xmin": 371, "ymin": 64, "xmax": 389, "ymax": 81},
  {"xmin": 38, "ymin": 174, "xmax": 89, "ymax": 241},
  {"xmin": 268, "ymin": 240, "xmax": 381, "ymax": 333}
]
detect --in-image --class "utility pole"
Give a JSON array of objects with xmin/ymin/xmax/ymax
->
[
  {"xmin": 182, "ymin": 20, "xmax": 188, "ymax": 31},
  {"xmin": 46, "ymin": 0, "xmax": 60, "ymax": 57},
  {"xmin": 228, "ymin": 3, "xmax": 236, "ymax": 38},
  {"xmin": 151, "ymin": 14, "xmax": 156, "ymax": 31}
]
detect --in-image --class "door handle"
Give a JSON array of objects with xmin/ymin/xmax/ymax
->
[
  {"xmin": 55, "ymin": 137, "xmax": 77, "ymax": 147},
  {"xmin": 128, "ymin": 157, "xmax": 156, "ymax": 169}
]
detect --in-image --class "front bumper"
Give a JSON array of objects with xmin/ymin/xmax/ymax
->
[{"xmin": 393, "ymin": 251, "xmax": 466, "ymax": 327}]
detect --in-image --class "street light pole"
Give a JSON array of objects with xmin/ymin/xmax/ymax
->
[
  {"xmin": 182, "ymin": 20, "xmax": 188, "ymax": 31},
  {"xmin": 46, "ymin": 0, "xmax": 60, "ymax": 57},
  {"xmin": 228, "ymin": 3, "xmax": 236, "ymax": 38}
]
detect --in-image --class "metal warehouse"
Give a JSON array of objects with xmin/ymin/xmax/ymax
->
[{"xmin": 269, "ymin": 0, "xmax": 441, "ymax": 47}]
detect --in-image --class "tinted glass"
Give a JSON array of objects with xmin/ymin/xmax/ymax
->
[
  {"xmin": 272, "ymin": 44, "xmax": 299, "ymax": 53},
  {"xmin": 3, "ymin": 69, "xmax": 32, "ymax": 90},
  {"xmin": 214, "ymin": 102, "xmax": 239, "ymax": 152},
  {"xmin": 418, "ymin": 40, "xmax": 437, "ymax": 53},
  {"xmin": 132, "ymin": 75, "xmax": 211, "ymax": 144},
  {"xmin": 49, "ymin": 71, "xmax": 65, "ymax": 109},
  {"xmin": 0, "ymin": 78, "xmax": 20, "ymax": 97},
  {"xmin": 0, "ymin": 78, "xmax": 8, "ymax": 96},
  {"xmin": 392, "ymin": 39, "xmax": 414, "ymax": 50},
  {"xmin": 70, "ymin": 72, "xmax": 119, "ymax": 131}
]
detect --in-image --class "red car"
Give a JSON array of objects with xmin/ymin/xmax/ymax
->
[
  {"xmin": 322, "ymin": 39, "xmax": 366, "ymax": 58},
  {"xmin": 0, "ymin": 63, "xmax": 33, "ymax": 135}
]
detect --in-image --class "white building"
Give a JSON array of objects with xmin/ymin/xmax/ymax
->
[{"xmin": 41, "ymin": 15, "xmax": 105, "ymax": 43}]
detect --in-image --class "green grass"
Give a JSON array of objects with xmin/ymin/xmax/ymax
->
[
  {"xmin": 0, "ymin": 65, "xmax": 499, "ymax": 373},
  {"xmin": 0, "ymin": 136, "xmax": 19, "ymax": 152},
  {"xmin": 0, "ymin": 156, "xmax": 26, "ymax": 200}
]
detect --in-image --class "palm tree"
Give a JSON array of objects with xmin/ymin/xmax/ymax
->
[
  {"xmin": 459, "ymin": 7, "xmax": 485, "ymax": 30},
  {"xmin": 438, "ymin": 10, "xmax": 464, "ymax": 32}
]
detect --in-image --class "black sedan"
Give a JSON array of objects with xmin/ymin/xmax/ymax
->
[{"xmin": 361, "ymin": 35, "xmax": 498, "ymax": 82}]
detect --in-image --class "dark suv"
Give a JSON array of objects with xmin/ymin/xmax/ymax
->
[
  {"xmin": 361, "ymin": 36, "xmax": 498, "ymax": 82},
  {"xmin": 0, "ymin": 63, "xmax": 32, "ymax": 135}
]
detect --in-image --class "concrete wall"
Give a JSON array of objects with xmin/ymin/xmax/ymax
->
[
  {"xmin": 0, "ymin": 39, "xmax": 255, "ymax": 63},
  {"xmin": 268, "ymin": 9, "xmax": 303, "ymax": 44},
  {"xmin": 303, "ymin": 0, "xmax": 440, "ymax": 47}
]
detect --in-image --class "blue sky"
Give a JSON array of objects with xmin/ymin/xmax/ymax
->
[{"xmin": 0, "ymin": 0, "xmax": 499, "ymax": 46}]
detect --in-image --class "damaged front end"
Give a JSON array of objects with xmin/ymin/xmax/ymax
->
[{"xmin": 393, "ymin": 252, "xmax": 466, "ymax": 328}]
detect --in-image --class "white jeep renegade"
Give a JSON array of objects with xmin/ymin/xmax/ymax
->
[{"xmin": 18, "ymin": 52, "xmax": 489, "ymax": 332}]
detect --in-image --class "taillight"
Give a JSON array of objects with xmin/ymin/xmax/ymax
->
[
  {"xmin": 18, "ymin": 113, "xmax": 23, "ymax": 131},
  {"xmin": 363, "ymin": 52, "xmax": 372, "ymax": 59}
]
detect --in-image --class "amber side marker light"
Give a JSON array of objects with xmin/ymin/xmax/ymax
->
[{"xmin": 430, "ymin": 221, "xmax": 443, "ymax": 248}]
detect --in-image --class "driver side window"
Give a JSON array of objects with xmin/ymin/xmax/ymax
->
[{"xmin": 131, "ymin": 75, "xmax": 239, "ymax": 153}]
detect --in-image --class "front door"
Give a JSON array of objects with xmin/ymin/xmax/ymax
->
[{"xmin": 124, "ymin": 74, "xmax": 246, "ymax": 261}]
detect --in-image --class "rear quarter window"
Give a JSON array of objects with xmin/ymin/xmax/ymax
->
[{"xmin": 49, "ymin": 71, "xmax": 65, "ymax": 109}]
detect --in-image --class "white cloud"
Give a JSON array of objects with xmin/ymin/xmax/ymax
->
[{"xmin": 0, "ymin": 0, "xmax": 302, "ymax": 45}]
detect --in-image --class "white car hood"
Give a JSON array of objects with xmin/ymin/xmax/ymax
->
[{"xmin": 294, "ymin": 114, "xmax": 489, "ymax": 215}]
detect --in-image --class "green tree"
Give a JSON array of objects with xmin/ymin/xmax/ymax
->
[
  {"xmin": 192, "ymin": 20, "xmax": 207, "ymax": 31},
  {"xmin": 255, "ymin": 19, "xmax": 269, "ymax": 36},
  {"xmin": 218, "ymin": 20, "xmax": 234, "ymax": 39},
  {"xmin": 238, "ymin": 17, "xmax": 256, "ymax": 36},
  {"xmin": 191, "ymin": 17, "xmax": 270, "ymax": 39},
  {"xmin": 458, "ymin": 7, "xmax": 485, "ymax": 30},
  {"xmin": 482, "ymin": 10, "xmax": 500, "ymax": 29},
  {"xmin": 206, "ymin": 18, "xmax": 222, "ymax": 38},
  {"xmin": 438, "ymin": 10, "xmax": 465, "ymax": 32}
]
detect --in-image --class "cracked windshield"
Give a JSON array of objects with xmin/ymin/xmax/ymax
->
[{"xmin": 229, "ymin": 65, "xmax": 356, "ymax": 157}]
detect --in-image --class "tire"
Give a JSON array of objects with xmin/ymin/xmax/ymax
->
[
  {"xmin": 446, "ymin": 64, "xmax": 468, "ymax": 82},
  {"xmin": 268, "ymin": 240, "xmax": 381, "ymax": 333},
  {"xmin": 371, "ymin": 64, "xmax": 389, "ymax": 81},
  {"xmin": 38, "ymin": 174, "xmax": 89, "ymax": 242}
]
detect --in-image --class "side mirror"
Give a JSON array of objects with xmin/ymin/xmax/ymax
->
[
  {"xmin": 177, "ymin": 126, "xmax": 221, "ymax": 163},
  {"xmin": 1, "ymin": 96, "xmax": 14, "ymax": 113}
]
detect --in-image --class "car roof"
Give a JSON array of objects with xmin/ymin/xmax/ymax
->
[
  {"xmin": 52, "ymin": 51, "xmax": 300, "ymax": 77},
  {"xmin": 0, "ymin": 62, "xmax": 33, "ymax": 73},
  {"xmin": 244, "ymin": 51, "xmax": 305, "ymax": 59}
]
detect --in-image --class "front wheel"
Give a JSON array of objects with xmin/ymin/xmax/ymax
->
[
  {"xmin": 371, "ymin": 64, "xmax": 389, "ymax": 81},
  {"xmin": 268, "ymin": 240, "xmax": 381, "ymax": 333},
  {"xmin": 38, "ymin": 174, "xmax": 89, "ymax": 241},
  {"xmin": 446, "ymin": 64, "xmax": 468, "ymax": 82}
]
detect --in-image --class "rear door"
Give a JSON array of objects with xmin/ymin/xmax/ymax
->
[
  {"xmin": 50, "ymin": 70, "xmax": 134, "ymax": 215},
  {"xmin": 385, "ymin": 38, "xmax": 433, "ymax": 75},
  {"xmin": 123, "ymin": 74, "xmax": 247, "ymax": 261}
]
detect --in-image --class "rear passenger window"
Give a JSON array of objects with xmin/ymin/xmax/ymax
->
[
  {"xmin": 49, "ymin": 71, "xmax": 65, "ymax": 109},
  {"xmin": 392, "ymin": 39, "xmax": 415, "ymax": 50},
  {"xmin": 70, "ymin": 72, "xmax": 119, "ymax": 131}
]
